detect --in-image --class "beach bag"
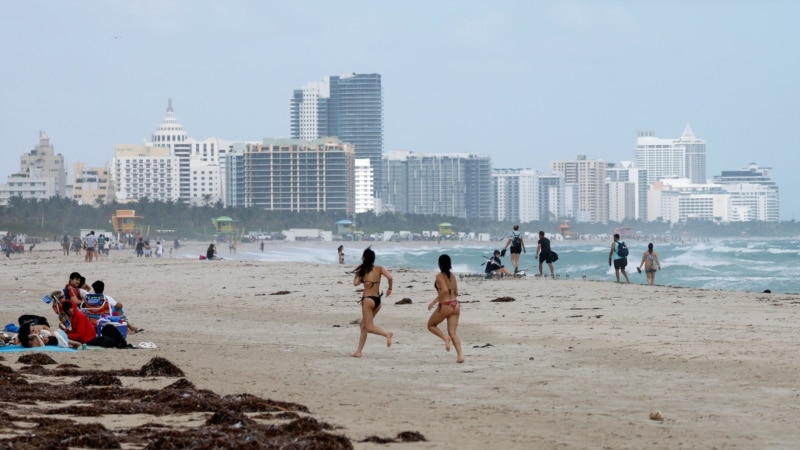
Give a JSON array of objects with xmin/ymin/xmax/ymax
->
[
  {"xmin": 617, "ymin": 241, "xmax": 629, "ymax": 257},
  {"xmin": 550, "ymin": 251, "xmax": 559, "ymax": 262}
]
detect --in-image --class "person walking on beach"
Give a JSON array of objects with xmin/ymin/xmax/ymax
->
[
  {"xmin": 338, "ymin": 245, "xmax": 345, "ymax": 264},
  {"xmin": 502, "ymin": 224, "xmax": 526, "ymax": 274},
  {"xmin": 351, "ymin": 247, "xmax": 393, "ymax": 358},
  {"xmin": 260, "ymin": 240, "xmax": 265, "ymax": 252},
  {"xmin": 427, "ymin": 254, "xmax": 464, "ymax": 363},
  {"xmin": 83, "ymin": 231, "xmax": 97, "ymax": 262},
  {"xmin": 61, "ymin": 232, "xmax": 70, "ymax": 256},
  {"xmin": 637, "ymin": 242, "xmax": 661, "ymax": 285},
  {"xmin": 608, "ymin": 233, "xmax": 630, "ymax": 284},
  {"xmin": 535, "ymin": 231, "xmax": 556, "ymax": 278}
]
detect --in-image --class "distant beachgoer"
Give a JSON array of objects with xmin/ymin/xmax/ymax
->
[
  {"xmin": 135, "ymin": 238, "xmax": 144, "ymax": 257},
  {"xmin": 338, "ymin": 245, "xmax": 345, "ymax": 264},
  {"xmin": 502, "ymin": 224, "xmax": 526, "ymax": 274},
  {"xmin": 62, "ymin": 232, "xmax": 70, "ymax": 256},
  {"xmin": 83, "ymin": 231, "xmax": 97, "ymax": 262},
  {"xmin": 260, "ymin": 241, "xmax": 265, "ymax": 252},
  {"xmin": 206, "ymin": 243, "xmax": 220, "ymax": 260},
  {"xmin": 637, "ymin": 242, "xmax": 661, "ymax": 285},
  {"xmin": 155, "ymin": 241, "xmax": 163, "ymax": 258},
  {"xmin": 608, "ymin": 233, "xmax": 630, "ymax": 284},
  {"xmin": 174, "ymin": 238, "xmax": 180, "ymax": 251},
  {"xmin": 351, "ymin": 247, "xmax": 393, "ymax": 358},
  {"xmin": 485, "ymin": 250, "xmax": 513, "ymax": 277},
  {"xmin": 427, "ymin": 254, "xmax": 464, "ymax": 363},
  {"xmin": 143, "ymin": 241, "xmax": 152, "ymax": 257},
  {"xmin": 535, "ymin": 231, "xmax": 555, "ymax": 278}
]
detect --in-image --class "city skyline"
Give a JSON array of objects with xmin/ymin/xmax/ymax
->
[{"xmin": 2, "ymin": 1, "xmax": 798, "ymax": 219}]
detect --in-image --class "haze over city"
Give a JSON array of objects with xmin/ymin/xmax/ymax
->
[{"xmin": 1, "ymin": 0, "xmax": 798, "ymax": 219}]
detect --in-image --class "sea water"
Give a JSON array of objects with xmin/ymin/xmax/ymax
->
[{"xmin": 221, "ymin": 238, "xmax": 800, "ymax": 294}]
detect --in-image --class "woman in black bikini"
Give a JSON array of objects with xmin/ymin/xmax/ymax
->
[
  {"xmin": 351, "ymin": 247, "xmax": 393, "ymax": 358},
  {"xmin": 427, "ymin": 254, "xmax": 464, "ymax": 363},
  {"xmin": 637, "ymin": 242, "xmax": 661, "ymax": 286}
]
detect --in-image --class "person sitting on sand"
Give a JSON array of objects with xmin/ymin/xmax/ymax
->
[
  {"xmin": 427, "ymin": 254, "xmax": 464, "ymax": 363},
  {"xmin": 485, "ymin": 250, "xmax": 513, "ymax": 277},
  {"xmin": 90, "ymin": 280, "xmax": 144, "ymax": 334},
  {"xmin": 206, "ymin": 243, "xmax": 221, "ymax": 260},
  {"xmin": 351, "ymin": 247, "xmax": 394, "ymax": 358}
]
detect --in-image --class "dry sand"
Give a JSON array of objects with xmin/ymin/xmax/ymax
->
[{"xmin": 1, "ymin": 241, "xmax": 799, "ymax": 449}]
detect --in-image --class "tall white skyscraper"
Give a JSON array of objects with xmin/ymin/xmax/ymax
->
[{"xmin": 635, "ymin": 124, "xmax": 706, "ymax": 185}]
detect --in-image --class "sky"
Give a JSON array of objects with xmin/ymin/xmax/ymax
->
[{"xmin": 1, "ymin": 0, "xmax": 798, "ymax": 219}]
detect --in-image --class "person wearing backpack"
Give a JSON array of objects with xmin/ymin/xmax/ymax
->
[
  {"xmin": 608, "ymin": 233, "xmax": 630, "ymax": 284},
  {"xmin": 502, "ymin": 224, "xmax": 526, "ymax": 274}
]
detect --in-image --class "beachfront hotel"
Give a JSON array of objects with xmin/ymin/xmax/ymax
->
[
  {"xmin": 290, "ymin": 73, "xmax": 383, "ymax": 196},
  {"xmin": 224, "ymin": 138, "xmax": 355, "ymax": 214},
  {"xmin": 111, "ymin": 145, "xmax": 181, "ymax": 203},
  {"xmin": 492, "ymin": 169, "xmax": 566, "ymax": 223},
  {"xmin": 551, "ymin": 155, "xmax": 608, "ymax": 224},
  {"xmin": 382, "ymin": 151, "xmax": 493, "ymax": 219},
  {"xmin": 71, "ymin": 162, "xmax": 114, "ymax": 206},
  {"xmin": 635, "ymin": 124, "xmax": 707, "ymax": 185}
]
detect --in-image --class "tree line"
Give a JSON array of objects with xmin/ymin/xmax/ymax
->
[{"xmin": 1, "ymin": 196, "xmax": 799, "ymax": 241}]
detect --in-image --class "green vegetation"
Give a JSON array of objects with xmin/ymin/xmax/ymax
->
[{"xmin": 1, "ymin": 196, "xmax": 799, "ymax": 241}]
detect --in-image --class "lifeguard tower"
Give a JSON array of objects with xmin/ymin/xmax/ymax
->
[
  {"xmin": 212, "ymin": 216, "xmax": 243, "ymax": 242},
  {"xmin": 336, "ymin": 219, "xmax": 356, "ymax": 239},
  {"xmin": 438, "ymin": 222, "xmax": 453, "ymax": 239},
  {"xmin": 111, "ymin": 210, "xmax": 147, "ymax": 243},
  {"xmin": 558, "ymin": 222, "xmax": 572, "ymax": 239}
]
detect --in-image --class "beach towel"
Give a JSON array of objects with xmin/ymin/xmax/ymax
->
[{"xmin": 0, "ymin": 345, "xmax": 77, "ymax": 353}]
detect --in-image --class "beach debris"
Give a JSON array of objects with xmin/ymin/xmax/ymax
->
[
  {"xmin": 472, "ymin": 343, "xmax": 494, "ymax": 348},
  {"xmin": 139, "ymin": 356, "xmax": 186, "ymax": 377},
  {"xmin": 360, "ymin": 431, "xmax": 427, "ymax": 443},
  {"xmin": 350, "ymin": 319, "xmax": 361, "ymax": 325},
  {"xmin": 0, "ymin": 357, "xmax": 354, "ymax": 449},
  {"xmin": 567, "ymin": 315, "xmax": 583, "ymax": 318},
  {"xmin": 395, "ymin": 298, "xmax": 413, "ymax": 305},
  {"xmin": 490, "ymin": 297, "xmax": 515, "ymax": 302},
  {"xmin": 270, "ymin": 290, "xmax": 291, "ymax": 295},
  {"xmin": 649, "ymin": 410, "xmax": 664, "ymax": 422},
  {"xmin": 18, "ymin": 353, "xmax": 57, "ymax": 365}
]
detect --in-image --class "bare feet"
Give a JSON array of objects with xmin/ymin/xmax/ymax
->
[
  {"xmin": 457, "ymin": 356, "xmax": 465, "ymax": 363},
  {"xmin": 445, "ymin": 336, "xmax": 452, "ymax": 352},
  {"xmin": 386, "ymin": 332, "xmax": 393, "ymax": 348},
  {"xmin": 351, "ymin": 352, "xmax": 362, "ymax": 358}
]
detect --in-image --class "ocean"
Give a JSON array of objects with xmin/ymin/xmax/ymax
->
[{"xmin": 214, "ymin": 237, "xmax": 800, "ymax": 294}]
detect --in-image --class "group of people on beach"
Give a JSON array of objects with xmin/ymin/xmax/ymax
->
[
  {"xmin": 609, "ymin": 233, "xmax": 662, "ymax": 285},
  {"xmin": 9, "ymin": 271, "xmax": 144, "ymax": 349}
]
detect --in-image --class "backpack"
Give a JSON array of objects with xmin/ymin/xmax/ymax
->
[
  {"xmin": 617, "ymin": 241, "xmax": 629, "ymax": 257},
  {"xmin": 511, "ymin": 233, "xmax": 521, "ymax": 251}
]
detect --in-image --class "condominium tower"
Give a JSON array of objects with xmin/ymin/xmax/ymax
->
[
  {"xmin": 225, "ymin": 138, "xmax": 355, "ymax": 214},
  {"xmin": 635, "ymin": 124, "xmax": 706, "ymax": 185},
  {"xmin": 551, "ymin": 155, "xmax": 608, "ymax": 223},
  {"xmin": 290, "ymin": 73, "xmax": 383, "ymax": 195}
]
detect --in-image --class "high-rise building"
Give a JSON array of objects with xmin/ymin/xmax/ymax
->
[
  {"xmin": 112, "ymin": 145, "xmax": 181, "ymax": 203},
  {"xmin": 71, "ymin": 162, "xmax": 114, "ymax": 206},
  {"xmin": 551, "ymin": 155, "xmax": 608, "ymax": 224},
  {"xmin": 354, "ymin": 159, "xmax": 375, "ymax": 213},
  {"xmin": 145, "ymin": 99, "xmax": 229, "ymax": 205},
  {"xmin": 382, "ymin": 151, "xmax": 492, "ymax": 219},
  {"xmin": 713, "ymin": 163, "xmax": 779, "ymax": 221},
  {"xmin": 19, "ymin": 131, "xmax": 67, "ymax": 197},
  {"xmin": 636, "ymin": 124, "xmax": 706, "ymax": 185},
  {"xmin": 606, "ymin": 161, "xmax": 648, "ymax": 221},
  {"xmin": 225, "ymin": 138, "xmax": 355, "ymax": 214},
  {"xmin": 291, "ymin": 73, "xmax": 383, "ymax": 194}
]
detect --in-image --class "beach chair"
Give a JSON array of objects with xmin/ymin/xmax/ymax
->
[{"xmin": 81, "ymin": 293, "xmax": 111, "ymax": 325}]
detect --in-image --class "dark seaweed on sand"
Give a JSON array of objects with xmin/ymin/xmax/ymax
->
[{"xmin": 0, "ymin": 355, "xmax": 363, "ymax": 449}]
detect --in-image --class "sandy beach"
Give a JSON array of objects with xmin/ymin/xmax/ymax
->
[{"xmin": 2, "ymin": 241, "xmax": 799, "ymax": 449}]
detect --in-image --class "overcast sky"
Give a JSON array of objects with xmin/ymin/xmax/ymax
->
[{"xmin": 2, "ymin": 0, "xmax": 798, "ymax": 219}]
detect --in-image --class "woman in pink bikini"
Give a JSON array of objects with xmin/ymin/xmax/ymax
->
[{"xmin": 427, "ymin": 254, "xmax": 464, "ymax": 363}]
